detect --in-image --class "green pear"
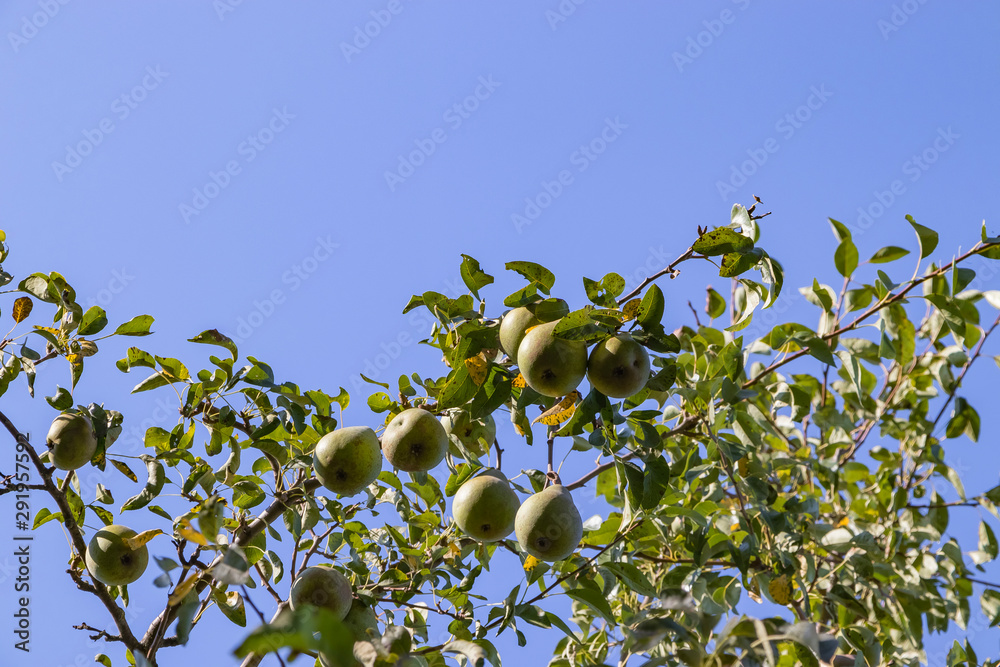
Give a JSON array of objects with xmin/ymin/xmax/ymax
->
[
  {"xmin": 516, "ymin": 320, "xmax": 587, "ymax": 397},
  {"xmin": 381, "ymin": 408, "xmax": 448, "ymax": 473},
  {"xmin": 452, "ymin": 470, "xmax": 520, "ymax": 541},
  {"xmin": 46, "ymin": 412, "xmax": 98, "ymax": 471},
  {"xmin": 499, "ymin": 307, "xmax": 541, "ymax": 365},
  {"xmin": 313, "ymin": 426, "xmax": 382, "ymax": 496},
  {"xmin": 85, "ymin": 524, "xmax": 149, "ymax": 587},
  {"xmin": 342, "ymin": 600, "xmax": 380, "ymax": 642},
  {"xmin": 515, "ymin": 484, "xmax": 583, "ymax": 562},
  {"xmin": 440, "ymin": 410, "xmax": 496, "ymax": 457},
  {"xmin": 289, "ymin": 566, "xmax": 353, "ymax": 620},
  {"xmin": 586, "ymin": 334, "xmax": 651, "ymax": 398}
]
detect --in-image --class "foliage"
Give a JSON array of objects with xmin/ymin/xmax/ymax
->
[{"xmin": 2, "ymin": 208, "xmax": 1000, "ymax": 667}]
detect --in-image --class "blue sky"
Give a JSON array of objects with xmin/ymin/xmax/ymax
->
[{"xmin": 2, "ymin": 2, "xmax": 999, "ymax": 665}]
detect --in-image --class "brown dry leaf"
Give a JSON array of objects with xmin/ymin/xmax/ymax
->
[
  {"xmin": 12, "ymin": 297, "xmax": 32, "ymax": 323},
  {"xmin": 532, "ymin": 391, "xmax": 582, "ymax": 425}
]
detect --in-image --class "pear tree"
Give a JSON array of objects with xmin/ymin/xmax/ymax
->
[{"xmin": 2, "ymin": 203, "xmax": 1000, "ymax": 666}]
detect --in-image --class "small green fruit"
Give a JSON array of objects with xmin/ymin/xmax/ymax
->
[
  {"xmin": 381, "ymin": 408, "xmax": 448, "ymax": 473},
  {"xmin": 517, "ymin": 320, "xmax": 588, "ymax": 398},
  {"xmin": 47, "ymin": 412, "xmax": 98, "ymax": 471},
  {"xmin": 313, "ymin": 426, "xmax": 382, "ymax": 496},
  {"xmin": 342, "ymin": 600, "xmax": 380, "ymax": 642},
  {"xmin": 440, "ymin": 410, "xmax": 496, "ymax": 457},
  {"xmin": 289, "ymin": 566, "xmax": 353, "ymax": 620},
  {"xmin": 453, "ymin": 470, "xmax": 520, "ymax": 541},
  {"xmin": 515, "ymin": 484, "xmax": 583, "ymax": 562},
  {"xmin": 499, "ymin": 307, "xmax": 541, "ymax": 365},
  {"xmin": 586, "ymin": 334, "xmax": 651, "ymax": 398},
  {"xmin": 85, "ymin": 524, "xmax": 149, "ymax": 587}
]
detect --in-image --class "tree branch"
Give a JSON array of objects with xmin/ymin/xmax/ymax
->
[
  {"xmin": 140, "ymin": 478, "xmax": 320, "ymax": 661},
  {"xmin": 744, "ymin": 242, "xmax": 999, "ymax": 389},
  {"xmin": 617, "ymin": 247, "xmax": 696, "ymax": 305},
  {"xmin": 565, "ymin": 415, "xmax": 699, "ymax": 490},
  {"xmin": 0, "ymin": 410, "xmax": 143, "ymax": 654}
]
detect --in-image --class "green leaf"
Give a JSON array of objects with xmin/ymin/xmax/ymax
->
[
  {"xmin": 551, "ymin": 307, "xmax": 612, "ymax": 343},
  {"xmin": 810, "ymin": 279, "xmax": 833, "ymax": 312},
  {"xmin": 32, "ymin": 507, "xmax": 63, "ymax": 528},
  {"xmin": 505, "ymin": 261, "xmax": 555, "ymax": 294},
  {"xmin": 834, "ymin": 239, "xmax": 859, "ymax": 277},
  {"xmin": 982, "ymin": 590, "xmax": 1000, "ymax": 626},
  {"xmin": 79, "ymin": 306, "xmax": 108, "ymax": 335},
  {"xmin": 637, "ymin": 284, "xmax": 665, "ymax": 327},
  {"xmin": 828, "ymin": 218, "xmax": 852, "ymax": 242},
  {"xmin": 583, "ymin": 273, "xmax": 625, "ymax": 308},
  {"xmin": 693, "ymin": 227, "xmax": 754, "ymax": 256},
  {"xmin": 605, "ymin": 562, "xmax": 657, "ymax": 598},
  {"xmin": 188, "ymin": 329, "xmax": 238, "ymax": 360},
  {"xmin": 706, "ymin": 287, "xmax": 726, "ymax": 319},
  {"xmin": 46, "ymin": 386, "xmax": 73, "ymax": 410},
  {"xmin": 214, "ymin": 589, "xmax": 247, "ymax": 627},
  {"xmin": 120, "ymin": 456, "xmax": 165, "ymax": 511},
  {"xmin": 719, "ymin": 248, "xmax": 763, "ymax": 278},
  {"xmin": 114, "ymin": 315, "xmax": 155, "ymax": 336},
  {"xmin": 907, "ymin": 215, "xmax": 939, "ymax": 259},
  {"xmin": 443, "ymin": 640, "xmax": 489, "ymax": 667},
  {"xmin": 566, "ymin": 587, "xmax": 616, "ymax": 624},
  {"xmin": 460, "ymin": 255, "xmax": 494, "ymax": 300},
  {"xmin": 868, "ymin": 245, "xmax": 910, "ymax": 264}
]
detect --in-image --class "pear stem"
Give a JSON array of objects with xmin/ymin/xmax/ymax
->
[{"xmin": 545, "ymin": 428, "xmax": 556, "ymax": 484}]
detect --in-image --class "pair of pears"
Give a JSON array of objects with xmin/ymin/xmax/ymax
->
[
  {"xmin": 500, "ymin": 305, "xmax": 652, "ymax": 399},
  {"xmin": 453, "ymin": 470, "xmax": 583, "ymax": 563},
  {"xmin": 313, "ymin": 407, "xmax": 496, "ymax": 497}
]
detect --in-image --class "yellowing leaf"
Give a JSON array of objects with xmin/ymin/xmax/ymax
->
[
  {"xmin": 177, "ymin": 517, "xmax": 208, "ymax": 546},
  {"xmin": 465, "ymin": 355, "xmax": 488, "ymax": 386},
  {"xmin": 512, "ymin": 373, "xmax": 526, "ymax": 389},
  {"xmin": 444, "ymin": 542, "xmax": 462, "ymax": 562},
  {"xmin": 523, "ymin": 555, "xmax": 541, "ymax": 572},
  {"xmin": 168, "ymin": 571, "xmax": 201, "ymax": 606},
  {"xmin": 737, "ymin": 457, "xmax": 748, "ymax": 477},
  {"xmin": 124, "ymin": 528, "xmax": 164, "ymax": 551},
  {"xmin": 768, "ymin": 574, "xmax": 792, "ymax": 605},
  {"xmin": 837, "ymin": 517, "xmax": 850, "ymax": 527},
  {"xmin": 110, "ymin": 459, "xmax": 138, "ymax": 483},
  {"xmin": 621, "ymin": 298, "xmax": 641, "ymax": 322},
  {"xmin": 12, "ymin": 297, "xmax": 32, "ymax": 323},
  {"xmin": 532, "ymin": 391, "xmax": 582, "ymax": 426}
]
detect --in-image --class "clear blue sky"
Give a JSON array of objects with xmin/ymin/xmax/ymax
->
[{"xmin": 2, "ymin": 2, "xmax": 999, "ymax": 665}]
